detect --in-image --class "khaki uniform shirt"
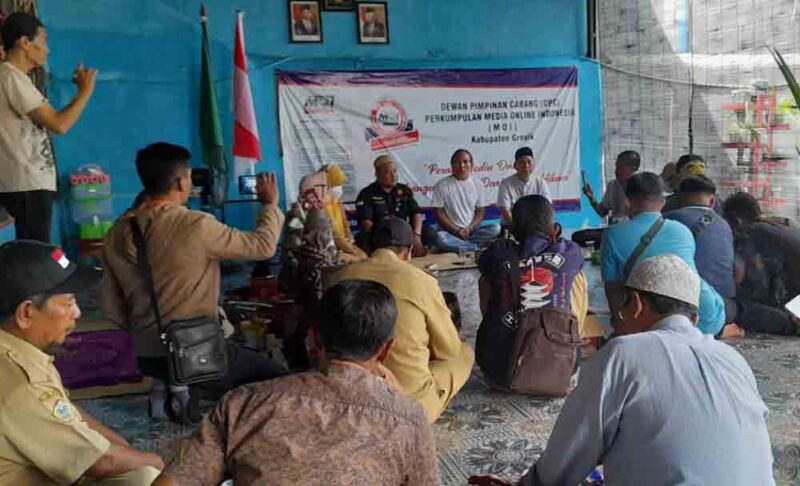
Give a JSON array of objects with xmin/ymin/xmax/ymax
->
[
  {"xmin": 330, "ymin": 249, "xmax": 463, "ymax": 419},
  {"xmin": 101, "ymin": 201, "xmax": 284, "ymax": 357},
  {"xmin": 0, "ymin": 330, "xmax": 110, "ymax": 485}
]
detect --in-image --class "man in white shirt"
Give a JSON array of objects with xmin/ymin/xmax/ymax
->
[
  {"xmin": 0, "ymin": 13, "xmax": 96, "ymax": 242},
  {"xmin": 470, "ymin": 255, "xmax": 774, "ymax": 486},
  {"xmin": 497, "ymin": 146, "xmax": 551, "ymax": 226},
  {"xmin": 431, "ymin": 149, "xmax": 501, "ymax": 252}
]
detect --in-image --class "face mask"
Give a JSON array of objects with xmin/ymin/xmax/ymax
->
[{"xmin": 330, "ymin": 186, "xmax": 343, "ymax": 199}]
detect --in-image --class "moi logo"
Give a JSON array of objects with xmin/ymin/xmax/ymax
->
[
  {"xmin": 304, "ymin": 95, "xmax": 335, "ymax": 114},
  {"xmin": 365, "ymin": 100, "xmax": 420, "ymax": 151}
]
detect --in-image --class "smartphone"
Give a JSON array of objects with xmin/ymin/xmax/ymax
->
[{"xmin": 238, "ymin": 175, "xmax": 258, "ymax": 195}]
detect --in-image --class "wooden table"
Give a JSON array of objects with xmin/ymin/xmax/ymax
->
[{"xmin": 410, "ymin": 252, "xmax": 478, "ymax": 272}]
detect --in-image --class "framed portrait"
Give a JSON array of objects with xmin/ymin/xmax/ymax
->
[
  {"xmin": 288, "ymin": 0, "xmax": 323, "ymax": 43},
  {"xmin": 356, "ymin": 2, "xmax": 389, "ymax": 44},
  {"xmin": 323, "ymin": 0, "xmax": 354, "ymax": 11}
]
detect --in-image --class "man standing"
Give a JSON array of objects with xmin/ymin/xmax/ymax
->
[
  {"xmin": 355, "ymin": 154, "xmax": 431, "ymax": 256},
  {"xmin": 664, "ymin": 176, "xmax": 740, "ymax": 337},
  {"xmin": 156, "ymin": 280, "xmax": 439, "ymax": 485},
  {"xmin": 432, "ymin": 149, "xmax": 501, "ymax": 252},
  {"xmin": 330, "ymin": 216, "xmax": 475, "ymax": 422},
  {"xmin": 0, "ymin": 240, "xmax": 164, "ymax": 485},
  {"xmin": 601, "ymin": 172, "xmax": 725, "ymax": 335},
  {"xmin": 497, "ymin": 146, "xmax": 551, "ymax": 226},
  {"xmin": 102, "ymin": 143, "xmax": 286, "ymax": 402},
  {"xmin": 582, "ymin": 150, "xmax": 640, "ymax": 224},
  {"xmin": 0, "ymin": 13, "xmax": 96, "ymax": 242},
  {"xmin": 723, "ymin": 192, "xmax": 800, "ymax": 335},
  {"xmin": 470, "ymin": 256, "xmax": 774, "ymax": 486}
]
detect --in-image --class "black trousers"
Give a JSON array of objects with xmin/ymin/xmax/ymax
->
[
  {"xmin": 357, "ymin": 224, "xmax": 437, "ymax": 253},
  {"xmin": 0, "ymin": 190, "xmax": 55, "ymax": 242},
  {"xmin": 736, "ymin": 299, "xmax": 797, "ymax": 335},
  {"xmin": 138, "ymin": 340, "xmax": 289, "ymax": 400}
]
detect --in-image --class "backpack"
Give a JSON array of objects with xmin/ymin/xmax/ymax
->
[{"xmin": 499, "ymin": 247, "xmax": 581, "ymax": 396}]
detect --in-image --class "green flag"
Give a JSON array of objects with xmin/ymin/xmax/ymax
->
[{"xmin": 199, "ymin": 5, "xmax": 228, "ymax": 205}]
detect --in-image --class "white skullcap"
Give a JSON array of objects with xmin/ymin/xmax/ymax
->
[{"xmin": 625, "ymin": 254, "xmax": 700, "ymax": 307}]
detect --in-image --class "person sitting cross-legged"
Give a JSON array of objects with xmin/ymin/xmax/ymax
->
[
  {"xmin": 497, "ymin": 146, "xmax": 551, "ymax": 227},
  {"xmin": 664, "ymin": 175, "xmax": 742, "ymax": 338},
  {"xmin": 476, "ymin": 195, "xmax": 587, "ymax": 387},
  {"xmin": 469, "ymin": 255, "xmax": 774, "ymax": 486},
  {"xmin": 601, "ymin": 172, "xmax": 725, "ymax": 335},
  {"xmin": 432, "ymin": 149, "xmax": 501, "ymax": 252},
  {"xmin": 583, "ymin": 150, "xmax": 640, "ymax": 224},
  {"xmin": 154, "ymin": 280, "xmax": 439, "ymax": 486},
  {"xmin": 723, "ymin": 192, "xmax": 800, "ymax": 335},
  {"xmin": 0, "ymin": 240, "xmax": 164, "ymax": 485},
  {"xmin": 330, "ymin": 216, "xmax": 475, "ymax": 422},
  {"xmin": 662, "ymin": 154, "xmax": 724, "ymax": 214}
]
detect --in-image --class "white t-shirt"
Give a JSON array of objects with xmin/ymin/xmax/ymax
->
[
  {"xmin": 431, "ymin": 175, "xmax": 488, "ymax": 228},
  {"xmin": 497, "ymin": 174, "xmax": 551, "ymax": 209},
  {"xmin": 0, "ymin": 62, "xmax": 54, "ymax": 192}
]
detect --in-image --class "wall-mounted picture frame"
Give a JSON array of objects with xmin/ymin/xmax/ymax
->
[
  {"xmin": 323, "ymin": 0, "xmax": 354, "ymax": 11},
  {"xmin": 356, "ymin": 1, "xmax": 389, "ymax": 44},
  {"xmin": 288, "ymin": 0, "xmax": 323, "ymax": 43}
]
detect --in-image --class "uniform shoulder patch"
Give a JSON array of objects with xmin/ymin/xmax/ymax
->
[{"xmin": 52, "ymin": 399, "xmax": 75, "ymax": 422}]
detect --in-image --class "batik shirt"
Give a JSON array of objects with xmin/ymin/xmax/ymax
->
[{"xmin": 165, "ymin": 363, "xmax": 439, "ymax": 486}]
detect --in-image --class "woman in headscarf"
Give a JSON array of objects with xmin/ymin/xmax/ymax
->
[{"xmin": 324, "ymin": 164, "xmax": 368, "ymax": 263}]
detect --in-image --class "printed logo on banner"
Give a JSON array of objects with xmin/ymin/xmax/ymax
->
[
  {"xmin": 365, "ymin": 100, "xmax": 420, "ymax": 151},
  {"xmin": 304, "ymin": 95, "xmax": 335, "ymax": 114}
]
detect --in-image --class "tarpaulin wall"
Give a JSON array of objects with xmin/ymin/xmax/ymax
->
[{"xmin": 278, "ymin": 68, "xmax": 582, "ymax": 212}]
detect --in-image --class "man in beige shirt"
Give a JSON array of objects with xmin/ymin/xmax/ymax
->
[
  {"xmin": 0, "ymin": 13, "xmax": 97, "ymax": 242},
  {"xmin": 0, "ymin": 240, "xmax": 163, "ymax": 485},
  {"xmin": 330, "ymin": 216, "xmax": 474, "ymax": 422},
  {"xmin": 102, "ymin": 143, "xmax": 287, "ymax": 402}
]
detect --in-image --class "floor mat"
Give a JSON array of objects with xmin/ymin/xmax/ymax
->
[{"xmin": 78, "ymin": 268, "xmax": 800, "ymax": 485}]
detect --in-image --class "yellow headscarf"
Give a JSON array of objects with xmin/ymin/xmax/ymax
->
[{"xmin": 326, "ymin": 164, "xmax": 347, "ymax": 188}]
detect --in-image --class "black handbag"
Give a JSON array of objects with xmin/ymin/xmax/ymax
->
[{"xmin": 130, "ymin": 217, "xmax": 228, "ymax": 386}]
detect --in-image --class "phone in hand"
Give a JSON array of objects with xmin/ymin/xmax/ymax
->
[{"xmin": 238, "ymin": 175, "xmax": 258, "ymax": 195}]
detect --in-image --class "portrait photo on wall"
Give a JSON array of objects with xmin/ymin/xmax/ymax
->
[
  {"xmin": 323, "ymin": 0, "xmax": 354, "ymax": 11},
  {"xmin": 289, "ymin": 0, "xmax": 323, "ymax": 43},
  {"xmin": 356, "ymin": 2, "xmax": 389, "ymax": 44}
]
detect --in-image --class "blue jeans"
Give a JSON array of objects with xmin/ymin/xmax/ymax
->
[{"xmin": 435, "ymin": 223, "xmax": 501, "ymax": 252}]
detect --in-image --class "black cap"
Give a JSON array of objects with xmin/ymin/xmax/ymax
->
[
  {"xmin": 0, "ymin": 240, "xmax": 101, "ymax": 307},
  {"xmin": 371, "ymin": 216, "xmax": 413, "ymax": 249},
  {"xmin": 515, "ymin": 146, "xmax": 534, "ymax": 160}
]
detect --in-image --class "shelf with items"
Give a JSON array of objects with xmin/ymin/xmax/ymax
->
[{"xmin": 720, "ymin": 86, "xmax": 792, "ymax": 211}]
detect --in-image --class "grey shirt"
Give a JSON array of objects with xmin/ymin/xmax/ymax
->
[
  {"xmin": 600, "ymin": 179, "xmax": 628, "ymax": 223},
  {"xmin": 522, "ymin": 315, "xmax": 774, "ymax": 486}
]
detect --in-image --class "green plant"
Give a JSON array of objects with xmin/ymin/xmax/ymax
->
[{"xmin": 768, "ymin": 46, "xmax": 800, "ymax": 110}]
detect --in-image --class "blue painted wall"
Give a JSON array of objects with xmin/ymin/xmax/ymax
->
[{"xmin": 0, "ymin": 0, "xmax": 602, "ymax": 244}]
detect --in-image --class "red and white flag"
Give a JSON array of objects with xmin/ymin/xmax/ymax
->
[{"xmin": 233, "ymin": 11, "xmax": 261, "ymax": 176}]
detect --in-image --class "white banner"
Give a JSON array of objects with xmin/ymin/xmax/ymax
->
[{"xmin": 278, "ymin": 68, "xmax": 581, "ymax": 212}]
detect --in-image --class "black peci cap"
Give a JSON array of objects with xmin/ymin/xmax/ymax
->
[
  {"xmin": 0, "ymin": 240, "xmax": 101, "ymax": 306},
  {"xmin": 371, "ymin": 216, "xmax": 413, "ymax": 248}
]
